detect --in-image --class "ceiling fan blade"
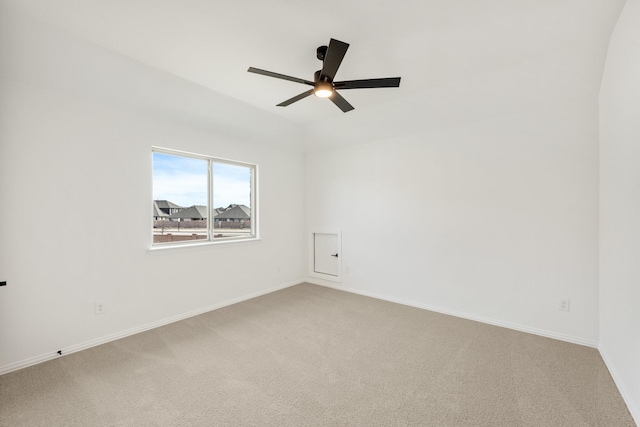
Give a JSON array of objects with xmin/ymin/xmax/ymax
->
[
  {"xmin": 329, "ymin": 91, "xmax": 355, "ymax": 113},
  {"xmin": 320, "ymin": 39, "xmax": 349, "ymax": 81},
  {"xmin": 334, "ymin": 77, "xmax": 401, "ymax": 90},
  {"xmin": 248, "ymin": 67, "xmax": 314, "ymax": 86},
  {"xmin": 277, "ymin": 89, "xmax": 315, "ymax": 106}
]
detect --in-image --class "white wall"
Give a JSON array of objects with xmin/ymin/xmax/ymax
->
[
  {"xmin": 1, "ymin": 9, "xmax": 637, "ymax": 425},
  {"xmin": 599, "ymin": 0, "xmax": 640, "ymax": 423},
  {"xmin": 306, "ymin": 98, "xmax": 600, "ymax": 345},
  {"xmin": 0, "ymin": 8, "xmax": 306, "ymax": 372}
]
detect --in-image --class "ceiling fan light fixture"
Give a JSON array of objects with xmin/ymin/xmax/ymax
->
[
  {"xmin": 314, "ymin": 82, "xmax": 333, "ymax": 98},
  {"xmin": 247, "ymin": 38, "xmax": 401, "ymax": 112}
]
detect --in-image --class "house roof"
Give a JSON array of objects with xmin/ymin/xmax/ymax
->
[
  {"xmin": 215, "ymin": 204, "xmax": 251, "ymax": 220},
  {"xmin": 153, "ymin": 201, "xmax": 168, "ymax": 217},
  {"xmin": 154, "ymin": 200, "xmax": 183, "ymax": 210},
  {"xmin": 168, "ymin": 205, "xmax": 208, "ymax": 219}
]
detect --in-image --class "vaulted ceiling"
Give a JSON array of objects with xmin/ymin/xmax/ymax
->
[{"xmin": 1, "ymin": 0, "xmax": 626, "ymax": 151}]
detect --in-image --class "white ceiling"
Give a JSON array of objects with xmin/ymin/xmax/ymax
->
[{"xmin": 2, "ymin": 0, "xmax": 626, "ymax": 151}]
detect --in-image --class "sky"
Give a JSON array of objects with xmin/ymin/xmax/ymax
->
[{"xmin": 152, "ymin": 152, "xmax": 251, "ymax": 208}]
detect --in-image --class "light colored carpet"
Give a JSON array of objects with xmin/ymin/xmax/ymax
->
[{"xmin": 0, "ymin": 283, "xmax": 635, "ymax": 426}]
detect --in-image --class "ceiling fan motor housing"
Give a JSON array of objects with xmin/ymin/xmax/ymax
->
[{"xmin": 314, "ymin": 70, "xmax": 331, "ymax": 83}]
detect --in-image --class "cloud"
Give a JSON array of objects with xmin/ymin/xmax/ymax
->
[
  {"xmin": 214, "ymin": 163, "xmax": 251, "ymax": 208},
  {"xmin": 152, "ymin": 152, "xmax": 251, "ymax": 208},
  {"xmin": 153, "ymin": 172, "xmax": 208, "ymax": 206}
]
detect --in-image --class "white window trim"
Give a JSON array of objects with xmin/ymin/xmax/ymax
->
[
  {"xmin": 148, "ymin": 236, "xmax": 262, "ymax": 253},
  {"xmin": 151, "ymin": 147, "xmax": 259, "ymax": 249}
]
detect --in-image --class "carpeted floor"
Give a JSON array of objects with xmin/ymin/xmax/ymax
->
[{"xmin": 0, "ymin": 283, "xmax": 635, "ymax": 426}]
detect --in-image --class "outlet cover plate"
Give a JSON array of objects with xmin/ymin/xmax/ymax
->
[
  {"xmin": 95, "ymin": 301, "xmax": 106, "ymax": 315},
  {"xmin": 559, "ymin": 298, "xmax": 570, "ymax": 312}
]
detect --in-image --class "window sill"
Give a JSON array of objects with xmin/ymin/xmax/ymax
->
[{"xmin": 147, "ymin": 237, "xmax": 261, "ymax": 255}]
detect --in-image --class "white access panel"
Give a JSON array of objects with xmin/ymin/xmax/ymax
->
[
  {"xmin": 314, "ymin": 233, "xmax": 339, "ymax": 275},
  {"xmin": 310, "ymin": 230, "xmax": 342, "ymax": 282}
]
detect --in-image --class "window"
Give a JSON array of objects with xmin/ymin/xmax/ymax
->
[{"xmin": 152, "ymin": 148, "xmax": 257, "ymax": 246}]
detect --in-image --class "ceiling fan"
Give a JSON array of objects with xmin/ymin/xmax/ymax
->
[{"xmin": 248, "ymin": 38, "xmax": 401, "ymax": 113}]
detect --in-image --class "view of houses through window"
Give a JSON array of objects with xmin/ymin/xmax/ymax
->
[{"xmin": 152, "ymin": 149, "xmax": 255, "ymax": 245}]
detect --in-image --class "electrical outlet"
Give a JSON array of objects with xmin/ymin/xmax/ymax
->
[
  {"xmin": 95, "ymin": 301, "xmax": 106, "ymax": 315},
  {"xmin": 559, "ymin": 298, "xmax": 570, "ymax": 312},
  {"xmin": 276, "ymin": 265, "xmax": 281, "ymax": 273}
]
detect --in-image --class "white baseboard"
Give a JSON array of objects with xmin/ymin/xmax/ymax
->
[
  {"xmin": 599, "ymin": 347, "xmax": 640, "ymax": 426},
  {"xmin": 0, "ymin": 279, "xmax": 304, "ymax": 376},
  {"xmin": 307, "ymin": 279, "xmax": 598, "ymax": 348}
]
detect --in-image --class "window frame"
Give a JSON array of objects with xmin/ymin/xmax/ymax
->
[{"xmin": 151, "ymin": 147, "xmax": 259, "ymax": 248}]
